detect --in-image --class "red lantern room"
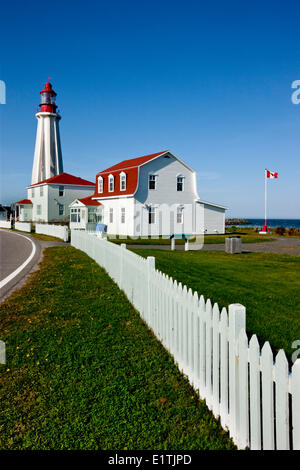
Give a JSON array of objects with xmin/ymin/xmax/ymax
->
[{"xmin": 39, "ymin": 81, "xmax": 57, "ymax": 113}]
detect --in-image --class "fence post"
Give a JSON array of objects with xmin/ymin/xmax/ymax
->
[
  {"xmin": 292, "ymin": 359, "xmax": 300, "ymax": 450},
  {"xmin": 120, "ymin": 243, "xmax": 126, "ymax": 290},
  {"xmin": 64, "ymin": 226, "xmax": 68, "ymax": 242},
  {"xmin": 228, "ymin": 303, "xmax": 246, "ymax": 447},
  {"xmin": 0, "ymin": 340, "xmax": 5, "ymax": 364},
  {"xmin": 147, "ymin": 256, "xmax": 155, "ymax": 326}
]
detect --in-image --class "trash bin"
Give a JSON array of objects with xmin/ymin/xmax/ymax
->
[
  {"xmin": 96, "ymin": 223, "xmax": 107, "ymax": 238},
  {"xmin": 225, "ymin": 236, "xmax": 242, "ymax": 254}
]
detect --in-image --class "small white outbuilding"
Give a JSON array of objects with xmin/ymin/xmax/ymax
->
[{"xmin": 69, "ymin": 196, "xmax": 103, "ymax": 231}]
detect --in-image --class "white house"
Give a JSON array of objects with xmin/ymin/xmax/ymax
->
[
  {"xmin": 16, "ymin": 173, "xmax": 95, "ymax": 223},
  {"xmin": 80, "ymin": 150, "xmax": 226, "ymax": 237},
  {"xmin": 69, "ymin": 195, "xmax": 103, "ymax": 230}
]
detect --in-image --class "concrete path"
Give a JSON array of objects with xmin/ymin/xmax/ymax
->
[
  {"xmin": 0, "ymin": 229, "xmax": 69, "ymax": 302},
  {"xmin": 125, "ymin": 237, "xmax": 300, "ymax": 255}
]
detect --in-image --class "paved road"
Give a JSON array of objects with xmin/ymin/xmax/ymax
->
[
  {"xmin": 0, "ymin": 229, "xmax": 34, "ymax": 280},
  {"xmin": 0, "ymin": 230, "xmax": 68, "ymax": 302},
  {"xmin": 0, "ymin": 229, "xmax": 42, "ymax": 301}
]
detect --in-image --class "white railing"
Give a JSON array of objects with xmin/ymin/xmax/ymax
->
[
  {"xmin": 0, "ymin": 221, "xmax": 11, "ymax": 229},
  {"xmin": 15, "ymin": 222, "xmax": 32, "ymax": 233},
  {"xmin": 71, "ymin": 230, "xmax": 300, "ymax": 450},
  {"xmin": 35, "ymin": 224, "xmax": 68, "ymax": 242}
]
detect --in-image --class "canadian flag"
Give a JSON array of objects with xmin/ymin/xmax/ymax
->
[{"xmin": 265, "ymin": 169, "xmax": 278, "ymax": 179}]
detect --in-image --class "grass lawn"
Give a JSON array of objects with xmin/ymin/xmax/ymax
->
[
  {"xmin": 11, "ymin": 229, "xmax": 66, "ymax": 243},
  {"xmin": 0, "ymin": 246, "xmax": 234, "ymax": 450},
  {"xmin": 108, "ymin": 229, "xmax": 276, "ymax": 246},
  {"xmin": 133, "ymin": 249, "xmax": 300, "ymax": 359},
  {"xmin": 29, "ymin": 233, "xmax": 67, "ymax": 242}
]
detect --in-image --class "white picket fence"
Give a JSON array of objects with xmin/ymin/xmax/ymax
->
[
  {"xmin": 14, "ymin": 222, "xmax": 32, "ymax": 233},
  {"xmin": 0, "ymin": 221, "xmax": 11, "ymax": 229},
  {"xmin": 35, "ymin": 223, "xmax": 69, "ymax": 242},
  {"xmin": 71, "ymin": 230, "xmax": 300, "ymax": 450}
]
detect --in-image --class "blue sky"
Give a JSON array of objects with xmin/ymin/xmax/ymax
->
[{"xmin": 0, "ymin": 0, "xmax": 299, "ymax": 218}]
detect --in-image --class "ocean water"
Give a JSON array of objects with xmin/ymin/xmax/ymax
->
[{"xmin": 231, "ymin": 219, "xmax": 300, "ymax": 229}]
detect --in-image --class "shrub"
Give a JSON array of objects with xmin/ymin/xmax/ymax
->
[
  {"xmin": 275, "ymin": 226, "xmax": 286, "ymax": 236},
  {"xmin": 288, "ymin": 227, "xmax": 300, "ymax": 236}
]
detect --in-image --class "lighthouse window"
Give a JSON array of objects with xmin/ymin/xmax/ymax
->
[
  {"xmin": 40, "ymin": 93, "xmax": 50, "ymax": 104},
  {"xmin": 31, "ymin": 188, "xmax": 35, "ymax": 198},
  {"xmin": 40, "ymin": 186, "xmax": 43, "ymax": 197},
  {"xmin": 37, "ymin": 205, "xmax": 42, "ymax": 216},
  {"xmin": 59, "ymin": 186, "xmax": 64, "ymax": 197}
]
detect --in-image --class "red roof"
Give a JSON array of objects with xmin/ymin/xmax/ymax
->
[
  {"xmin": 15, "ymin": 199, "xmax": 32, "ymax": 205},
  {"xmin": 77, "ymin": 196, "xmax": 102, "ymax": 206},
  {"xmin": 94, "ymin": 151, "xmax": 168, "ymax": 198},
  {"xmin": 28, "ymin": 173, "xmax": 95, "ymax": 188}
]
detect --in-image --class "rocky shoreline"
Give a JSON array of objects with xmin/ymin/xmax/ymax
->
[{"xmin": 225, "ymin": 218, "xmax": 250, "ymax": 225}]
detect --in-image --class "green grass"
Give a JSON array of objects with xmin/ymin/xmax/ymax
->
[
  {"xmin": 0, "ymin": 247, "xmax": 234, "ymax": 450},
  {"xmin": 11, "ymin": 229, "xmax": 65, "ymax": 242},
  {"xmin": 29, "ymin": 232, "xmax": 67, "ymax": 242},
  {"xmin": 133, "ymin": 249, "xmax": 300, "ymax": 359},
  {"xmin": 108, "ymin": 230, "xmax": 275, "ymax": 246}
]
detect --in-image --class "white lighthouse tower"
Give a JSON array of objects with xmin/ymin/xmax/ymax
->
[{"xmin": 31, "ymin": 81, "xmax": 63, "ymax": 184}]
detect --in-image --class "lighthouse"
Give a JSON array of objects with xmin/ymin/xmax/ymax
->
[{"xmin": 31, "ymin": 81, "xmax": 63, "ymax": 185}]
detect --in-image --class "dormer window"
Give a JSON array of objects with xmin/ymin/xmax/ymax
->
[
  {"xmin": 108, "ymin": 174, "xmax": 114, "ymax": 192},
  {"xmin": 177, "ymin": 175, "xmax": 184, "ymax": 192},
  {"xmin": 120, "ymin": 172, "xmax": 126, "ymax": 191},
  {"xmin": 98, "ymin": 176, "xmax": 103, "ymax": 193},
  {"xmin": 149, "ymin": 174, "xmax": 157, "ymax": 190}
]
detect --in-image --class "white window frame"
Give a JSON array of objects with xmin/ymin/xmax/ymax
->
[
  {"xmin": 37, "ymin": 204, "xmax": 42, "ymax": 216},
  {"xmin": 109, "ymin": 207, "xmax": 113, "ymax": 223},
  {"xmin": 121, "ymin": 207, "xmax": 125, "ymax": 224},
  {"xmin": 177, "ymin": 175, "xmax": 184, "ymax": 192},
  {"xmin": 98, "ymin": 176, "xmax": 103, "ymax": 193},
  {"xmin": 59, "ymin": 204, "xmax": 65, "ymax": 216},
  {"xmin": 108, "ymin": 174, "xmax": 114, "ymax": 192},
  {"xmin": 177, "ymin": 206, "xmax": 184, "ymax": 224},
  {"xmin": 31, "ymin": 188, "xmax": 35, "ymax": 198},
  {"xmin": 149, "ymin": 174, "xmax": 157, "ymax": 190},
  {"xmin": 40, "ymin": 186, "xmax": 43, "ymax": 197},
  {"xmin": 70, "ymin": 208, "xmax": 80, "ymax": 223},
  {"xmin": 120, "ymin": 172, "xmax": 126, "ymax": 191},
  {"xmin": 148, "ymin": 206, "xmax": 156, "ymax": 224}
]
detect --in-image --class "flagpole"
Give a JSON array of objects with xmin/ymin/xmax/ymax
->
[
  {"xmin": 260, "ymin": 169, "xmax": 269, "ymax": 233},
  {"xmin": 264, "ymin": 169, "xmax": 267, "ymax": 227}
]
